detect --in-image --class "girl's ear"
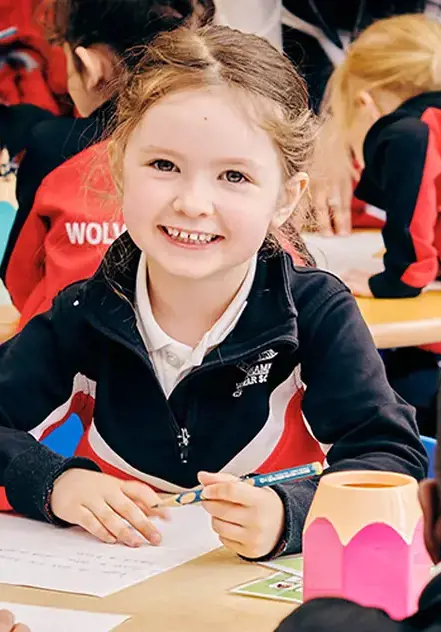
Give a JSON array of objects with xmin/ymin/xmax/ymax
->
[
  {"xmin": 73, "ymin": 45, "xmax": 116, "ymax": 92},
  {"xmin": 272, "ymin": 172, "xmax": 309, "ymax": 229},
  {"xmin": 355, "ymin": 89, "xmax": 382, "ymax": 120}
]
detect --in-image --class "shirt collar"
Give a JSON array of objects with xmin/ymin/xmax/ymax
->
[
  {"xmin": 135, "ymin": 253, "xmax": 175, "ymax": 353},
  {"xmin": 134, "ymin": 253, "xmax": 257, "ymax": 362},
  {"xmin": 194, "ymin": 254, "xmax": 257, "ymax": 362}
]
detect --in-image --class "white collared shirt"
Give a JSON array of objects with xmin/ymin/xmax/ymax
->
[{"xmin": 135, "ymin": 254, "xmax": 257, "ymax": 397}]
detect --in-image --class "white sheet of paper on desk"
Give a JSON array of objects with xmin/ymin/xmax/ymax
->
[
  {"xmin": 0, "ymin": 603, "xmax": 128, "ymax": 632},
  {"xmin": 303, "ymin": 232, "xmax": 441, "ymax": 292},
  {"xmin": 0, "ymin": 506, "xmax": 221, "ymax": 597},
  {"xmin": 303, "ymin": 232, "xmax": 384, "ymax": 275}
]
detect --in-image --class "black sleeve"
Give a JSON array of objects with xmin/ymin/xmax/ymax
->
[
  {"xmin": 0, "ymin": 115, "xmax": 62, "ymax": 280},
  {"xmin": 0, "ymin": 113, "xmax": 94, "ymax": 280},
  {"xmin": 361, "ymin": 118, "xmax": 440, "ymax": 298},
  {"xmin": 276, "ymin": 597, "xmax": 406, "ymax": 632},
  {"xmin": 0, "ymin": 104, "xmax": 55, "ymax": 157},
  {"xmin": 277, "ymin": 573, "xmax": 441, "ymax": 632},
  {"xmin": 0, "ymin": 296, "xmax": 99, "ymax": 523},
  {"xmin": 271, "ymin": 280, "xmax": 426, "ymax": 555}
]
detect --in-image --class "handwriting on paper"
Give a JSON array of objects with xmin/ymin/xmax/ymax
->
[{"xmin": 0, "ymin": 506, "xmax": 220, "ymax": 596}]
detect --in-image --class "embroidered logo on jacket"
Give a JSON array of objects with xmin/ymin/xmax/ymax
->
[{"xmin": 233, "ymin": 350, "xmax": 278, "ymax": 398}]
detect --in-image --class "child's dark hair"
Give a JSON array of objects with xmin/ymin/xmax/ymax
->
[{"xmin": 45, "ymin": 0, "xmax": 215, "ymax": 66}]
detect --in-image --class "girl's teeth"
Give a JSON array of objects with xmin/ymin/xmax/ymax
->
[{"xmin": 164, "ymin": 227, "xmax": 216, "ymax": 244}]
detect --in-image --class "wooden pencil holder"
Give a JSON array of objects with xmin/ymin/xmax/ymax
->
[{"xmin": 303, "ymin": 471, "xmax": 432, "ymax": 619}]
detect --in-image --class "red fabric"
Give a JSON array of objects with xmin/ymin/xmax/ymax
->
[
  {"xmin": 0, "ymin": 0, "xmax": 68, "ymax": 113},
  {"xmin": 283, "ymin": 242, "xmax": 307, "ymax": 266},
  {"xmin": 0, "ymin": 487, "xmax": 12, "ymax": 512},
  {"xmin": 5, "ymin": 141, "xmax": 124, "ymax": 328},
  {"xmin": 351, "ymin": 195, "xmax": 385, "ymax": 229},
  {"xmin": 257, "ymin": 388, "xmax": 325, "ymax": 474},
  {"xmin": 400, "ymin": 108, "xmax": 441, "ymax": 289},
  {"xmin": 0, "ymin": 387, "xmax": 96, "ymax": 513}
]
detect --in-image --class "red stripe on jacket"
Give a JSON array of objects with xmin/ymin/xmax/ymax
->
[{"xmin": 0, "ymin": 381, "xmax": 326, "ymax": 513}]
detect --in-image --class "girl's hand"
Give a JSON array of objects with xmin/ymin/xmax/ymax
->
[
  {"xmin": 198, "ymin": 471, "xmax": 285, "ymax": 559},
  {"xmin": 341, "ymin": 269, "xmax": 374, "ymax": 297},
  {"xmin": 309, "ymin": 118, "xmax": 354, "ymax": 237},
  {"xmin": 0, "ymin": 610, "xmax": 29, "ymax": 632},
  {"xmin": 311, "ymin": 177, "xmax": 353, "ymax": 236},
  {"xmin": 51, "ymin": 469, "xmax": 169, "ymax": 547}
]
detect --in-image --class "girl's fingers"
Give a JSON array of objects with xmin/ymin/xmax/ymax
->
[
  {"xmin": 198, "ymin": 471, "xmax": 238, "ymax": 486},
  {"xmin": 0, "ymin": 611, "xmax": 30, "ymax": 632},
  {"xmin": 202, "ymin": 499, "xmax": 248, "ymax": 526},
  {"xmin": 122, "ymin": 481, "xmax": 170, "ymax": 521},
  {"xmin": 314, "ymin": 188, "xmax": 333, "ymax": 236},
  {"xmin": 88, "ymin": 501, "xmax": 145, "ymax": 547},
  {"xmin": 333, "ymin": 202, "xmax": 351, "ymax": 235},
  {"xmin": 110, "ymin": 492, "xmax": 162, "ymax": 545},
  {"xmin": 0, "ymin": 610, "xmax": 14, "ymax": 632},
  {"xmin": 218, "ymin": 535, "xmax": 247, "ymax": 556},
  {"xmin": 201, "ymin": 479, "xmax": 258, "ymax": 506},
  {"xmin": 131, "ymin": 500, "xmax": 170, "ymax": 521},
  {"xmin": 330, "ymin": 181, "xmax": 352, "ymax": 236},
  {"xmin": 76, "ymin": 506, "xmax": 117, "ymax": 544},
  {"xmin": 211, "ymin": 516, "xmax": 246, "ymax": 544}
]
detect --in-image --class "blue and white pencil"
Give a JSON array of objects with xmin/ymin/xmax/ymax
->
[{"xmin": 156, "ymin": 462, "xmax": 323, "ymax": 508}]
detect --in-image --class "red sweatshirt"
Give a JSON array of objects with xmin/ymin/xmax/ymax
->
[
  {"xmin": 0, "ymin": 101, "xmax": 122, "ymax": 329},
  {"xmin": 7, "ymin": 141, "xmax": 123, "ymax": 326}
]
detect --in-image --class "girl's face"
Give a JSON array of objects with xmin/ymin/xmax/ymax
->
[{"xmin": 122, "ymin": 87, "xmax": 303, "ymax": 284}]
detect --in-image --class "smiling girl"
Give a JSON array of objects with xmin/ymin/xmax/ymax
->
[{"xmin": 0, "ymin": 25, "xmax": 426, "ymax": 561}]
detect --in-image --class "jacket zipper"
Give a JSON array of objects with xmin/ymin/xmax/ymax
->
[
  {"xmin": 86, "ymin": 313, "xmax": 298, "ymax": 465},
  {"xmin": 86, "ymin": 318, "xmax": 190, "ymax": 462},
  {"xmin": 171, "ymin": 336, "xmax": 299, "ymax": 463}
]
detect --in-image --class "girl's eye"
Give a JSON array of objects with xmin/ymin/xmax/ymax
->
[
  {"xmin": 149, "ymin": 159, "xmax": 177, "ymax": 172},
  {"xmin": 223, "ymin": 170, "xmax": 249, "ymax": 184}
]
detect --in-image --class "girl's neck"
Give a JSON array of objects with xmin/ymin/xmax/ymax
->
[{"xmin": 146, "ymin": 260, "xmax": 251, "ymax": 348}]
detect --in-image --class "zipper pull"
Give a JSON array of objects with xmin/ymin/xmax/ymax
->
[{"xmin": 177, "ymin": 427, "xmax": 191, "ymax": 464}]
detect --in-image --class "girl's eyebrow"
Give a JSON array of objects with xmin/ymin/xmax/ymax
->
[
  {"xmin": 215, "ymin": 157, "xmax": 263, "ymax": 171},
  {"xmin": 139, "ymin": 145, "xmax": 182, "ymax": 158},
  {"xmin": 139, "ymin": 146, "xmax": 262, "ymax": 170}
]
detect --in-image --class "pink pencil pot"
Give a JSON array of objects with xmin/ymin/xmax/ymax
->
[{"xmin": 303, "ymin": 471, "xmax": 432, "ymax": 619}]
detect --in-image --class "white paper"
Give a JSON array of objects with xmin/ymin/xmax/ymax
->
[
  {"xmin": 303, "ymin": 232, "xmax": 441, "ymax": 292},
  {"xmin": 0, "ymin": 604, "xmax": 128, "ymax": 632},
  {"xmin": 0, "ymin": 507, "xmax": 220, "ymax": 597},
  {"xmin": 0, "ymin": 603, "xmax": 128, "ymax": 632}
]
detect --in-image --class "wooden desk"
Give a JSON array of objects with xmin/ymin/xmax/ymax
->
[
  {"xmin": 0, "ymin": 549, "xmax": 292, "ymax": 631},
  {"xmin": 357, "ymin": 293, "xmax": 441, "ymax": 349},
  {"xmin": 303, "ymin": 232, "xmax": 441, "ymax": 349}
]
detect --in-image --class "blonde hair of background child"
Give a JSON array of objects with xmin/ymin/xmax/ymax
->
[
  {"xmin": 324, "ymin": 13, "xmax": 441, "ymax": 173},
  {"xmin": 108, "ymin": 25, "xmax": 318, "ymax": 263}
]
